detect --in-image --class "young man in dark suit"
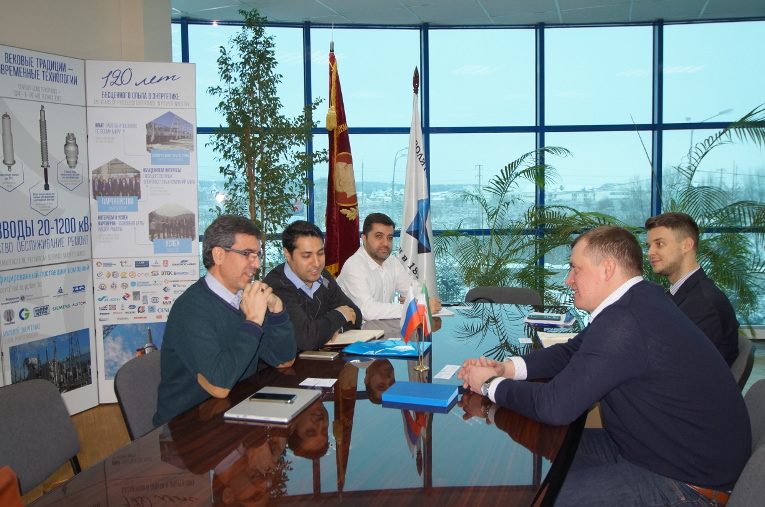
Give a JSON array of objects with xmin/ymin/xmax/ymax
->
[{"xmin": 645, "ymin": 212, "xmax": 739, "ymax": 365}]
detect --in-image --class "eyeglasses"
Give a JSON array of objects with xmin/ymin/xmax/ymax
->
[{"xmin": 221, "ymin": 246, "xmax": 263, "ymax": 262}]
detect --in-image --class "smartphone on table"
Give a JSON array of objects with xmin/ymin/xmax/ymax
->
[{"xmin": 248, "ymin": 392, "xmax": 297, "ymax": 403}]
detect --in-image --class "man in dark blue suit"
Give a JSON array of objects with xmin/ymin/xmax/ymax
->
[
  {"xmin": 460, "ymin": 226, "xmax": 749, "ymax": 506},
  {"xmin": 645, "ymin": 212, "xmax": 739, "ymax": 365}
]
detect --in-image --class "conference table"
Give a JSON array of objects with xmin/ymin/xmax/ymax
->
[{"xmin": 30, "ymin": 303, "xmax": 585, "ymax": 507}]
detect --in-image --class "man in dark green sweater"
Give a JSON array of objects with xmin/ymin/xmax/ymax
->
[
  {"xmin": 154, "ymin": 215, "xmax": 296, "ymax": 427},
  {"xmin": 264, "ymin": 220, "xmax": 361, "ymax": 351}
]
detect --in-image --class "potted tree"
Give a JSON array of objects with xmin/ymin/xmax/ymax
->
[{"xmin": 207, "ymin": 8, "xmax": 326, "ymax": 274}]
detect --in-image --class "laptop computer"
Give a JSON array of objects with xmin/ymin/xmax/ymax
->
[{"xmin": 223, "ymin": 386, "xmax": 321, "ymax": 424}]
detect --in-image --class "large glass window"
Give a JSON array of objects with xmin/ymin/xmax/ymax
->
[
  {"xmin": 188, "ymin": 24, "xmax": 305, "ymax": 128},
  {"xmin": 663, "ymin": 21, "xmax": 765, "ymax": 125},
  {"xmin": 544, "ymin": 131, "xmax": 651, "ymax": 226},
  {"xmin": 309, "ymin": 28, "xmax": 419, "ymax": 128},
  {"xmin": 177, "ymin": 18, "xmax": 765, "ymax": 322},
  {"xmin": 429, "ymin": 29, "xmax": 536, "ymax": 127},
  {"xmin": 545, "ymin": 25, "xmax": 653, "ymax": 126}
]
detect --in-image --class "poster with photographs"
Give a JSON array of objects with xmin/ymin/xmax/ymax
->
[
  {"xmin": 0, "ymin": 44, "xmax": 91, "ymax": 270},
  {"xmin": 93, "ymin": 256, "xmax": 196, "ymax": 403},
  {"xmin": 0, "ymin": 260, "xmax": 97, "ymax": 413},
  {"xmin": 85, "ymin": 60, "xmax": 198, "ymax": 259}
]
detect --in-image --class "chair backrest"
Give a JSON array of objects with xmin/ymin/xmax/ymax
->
[
  {"xmin": 727, "ymin": 378, "xmax": 765, "ymax": 506},
  {"xmin": 731, "ymin": 335, "xmax": 755, "ymax": 391},
  {"xmin": 728, "ymin": 444, "xmax": 765, "ymax": 507},
  {"xmin": 465, "ymin": 286, "xmax": 543, "ymax": 307},
  {"xmin": 114, "ymin": 350, "xmax": 162, "ymax": 440},
  {"xmin": 744, "ymin": 378, "xmax": 765, "ymax": 452},
  {"xmin": 0, "ymin": 380, "xmax": 81, "ymax": 495}
]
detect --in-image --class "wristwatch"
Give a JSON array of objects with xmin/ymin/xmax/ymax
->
[{"xmin": 481, "ymin": 375, "xmax": 500, "ymax": 397}]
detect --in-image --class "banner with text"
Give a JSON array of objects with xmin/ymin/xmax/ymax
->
[
  {"xmin": 0, "ymin": 44, "xmax": 91, "ymax": 270},
  {"xmin": 0, "ymin": 261, "xmax": 97, "ymax": 414},
  {"xmin": 85, "ymin": 61, "xmax": 198, "ymax": 402},
  {"xmin": 85, "ymin": 61, "xmax": 198, "ymax": 259}
]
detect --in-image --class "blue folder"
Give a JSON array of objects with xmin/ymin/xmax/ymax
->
[
  {"xmin": 381, "ymin": 381, "xmax": 459, "ymax": 414},
  {"xmin": 341, "ymin": 339, "xmax": 431, "ymax": 357}
]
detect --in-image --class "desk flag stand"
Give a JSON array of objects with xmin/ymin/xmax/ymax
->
[{"xmin": 414, "ymin": 326, "xmax": 429, "ymax": 371}]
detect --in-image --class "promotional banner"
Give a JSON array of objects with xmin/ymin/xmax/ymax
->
[
  {"xmin": 86, "ymin": 61, "xmax": 199, "ymax": 403},
  {"xmin": 398, "ymin": 68, "xmax": 438, "ymax": 297},
  {"xmin": 85, "ymin": 61, "xmax": 198, "ymax": 259},
  {"xmin": 0, "ymin": 261, "xmax": 97, "ymax": 414},
  {"xmin": 93, "ymin": 255, "xmax": 196, "ymax": 403},
  {"xmin": 0, "ymin": 44, "xmax": 91, "ymax": 270}
]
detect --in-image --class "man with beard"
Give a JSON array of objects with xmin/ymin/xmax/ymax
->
[{"xmin": 337, "ymin": 213, "xmax": 441, "ymax": 321}]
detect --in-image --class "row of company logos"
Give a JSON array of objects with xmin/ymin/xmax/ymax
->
[
  {"xmin": 95, "ymin": 259, "xmax": 194, "ymax": 268},
  {"xmin": 95, "ymin": 269, "xmax": 196, "ymax": 279},
  {"xmin": 3, "ymin": 301, "xmax": 87, "ymax": 325},
  {"xmin": 3, "ymin": 284, "xmax": 87, "ymax": 306}
]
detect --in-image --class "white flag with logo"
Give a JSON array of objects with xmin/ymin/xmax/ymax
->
[{"xmin": 397, "ymin": 67, "xmax": 438, "ymax": 297}]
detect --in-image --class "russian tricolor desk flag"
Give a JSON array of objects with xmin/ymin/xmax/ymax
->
[{"xmin": 399, "ymin": 285, "xmax": 433, "ymax": 343}]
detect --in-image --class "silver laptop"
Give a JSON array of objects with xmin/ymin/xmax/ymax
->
[{"xmin": 223, "ymin": 386, "xmax": 321, "ymax": 424}]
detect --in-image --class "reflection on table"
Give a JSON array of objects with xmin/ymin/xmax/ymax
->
[{"xmin": 30, "ymin": 304, "xmax": 584, "ymax": 507}]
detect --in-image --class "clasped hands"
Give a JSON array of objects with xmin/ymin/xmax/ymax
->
[
  {"xmin": 458, "ymin": 355, "xmax": 514, "ymax": 394},
  {"xmin": 241, "ymin": 280, "xmax": 282, "ymax": 324}
]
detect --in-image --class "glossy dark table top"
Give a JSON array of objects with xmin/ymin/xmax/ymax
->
[{"xmin": 31, "ymin": 304, "xmax": 584, "ymax": 507}]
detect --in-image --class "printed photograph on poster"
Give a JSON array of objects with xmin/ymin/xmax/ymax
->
[
  {"xmin": 101, "ymin": 321, "xmax": 164, "ymax": 379},
  {"xmin": 7, "ymin": 328, "xmax": 91, "ymax": 391},
  {"xmin": 0, "ymin": 260, "xmax": 98, "ymax": 413},
  {"xmin": 0, "ymin": 45, "xmax": 90, "ymax": 270}
]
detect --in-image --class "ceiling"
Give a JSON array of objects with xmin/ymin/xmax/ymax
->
[{"xmin": 170, "ymin": 0, "xmax": 765, "ymax": 26}]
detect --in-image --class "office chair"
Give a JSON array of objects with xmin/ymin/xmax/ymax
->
[
  {"xmin": 114, "ymin": 350, "xmax": 162, "ymax": 440},
  {"xmin": 0, "ymin": 380, "xmax": 82, "ymax": 495},
  {"xmin": 727, "ymin": 378, "xmax": 765, "ymax": 506},
  {"xmin": 731, "ymin": 335, "xmax": 755, "ymax": 391},
  {"xmin": 465, "ymin": 286, "xmax": 543, "ymax": 307}
]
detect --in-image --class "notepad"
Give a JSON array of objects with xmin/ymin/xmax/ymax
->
[
  {"xmin": 381, "ymin": 381, "xmax": 459, "ymax": 413},
  {"xmin": 325, "ymin": 328, "xmax": 384, "ymax": 346},
  {"xmin": 223, "ymin": 386, "xmax": 321, "ymax": 424},
  {"xmin": 536, "ymin": 331, "xmax": 578, "ymax": 348}
]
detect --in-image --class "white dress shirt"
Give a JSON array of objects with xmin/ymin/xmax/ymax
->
[{"xmin": 337, "ymin": 246, "xmax": 421, "ymax": 320}]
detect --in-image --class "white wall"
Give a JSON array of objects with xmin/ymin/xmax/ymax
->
[{"xmin": 0, "ymin": 0, "xmax": 171, "ymax": 62}]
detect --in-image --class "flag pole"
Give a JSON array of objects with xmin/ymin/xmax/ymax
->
[{"xmin": 414, "ymin": 325, "xmax": 428, "ymax": 371}]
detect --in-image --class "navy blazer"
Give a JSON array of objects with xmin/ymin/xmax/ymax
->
[{"xmin": 671, "ymin": 268, "xmax": 739, "ymax": 366}]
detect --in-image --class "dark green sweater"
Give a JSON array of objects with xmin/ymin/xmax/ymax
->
[{"xmin": 153, "ymin": 278, "xmax": 296, "ymax": 426}]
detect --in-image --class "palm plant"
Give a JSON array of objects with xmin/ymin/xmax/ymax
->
[
  {"xmin": 435, "ymin": 146, "xmax": 627, "ymax": 307},
  {"xmin": 640, "ymin": 105, "xmax": 765, "ymax": 323}
]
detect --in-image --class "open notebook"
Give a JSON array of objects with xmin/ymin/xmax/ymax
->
[
  {"xmin": 324, "ymin": 328, "xmax": 384, "ymax": 346},
  {"xmin": 223, "ymin": 386, "xmax": 321, "ymax": 424}
]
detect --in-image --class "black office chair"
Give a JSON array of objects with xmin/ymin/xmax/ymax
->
[
  {"xmin": 465, "ymin": 286, "xmax": 543, "ymax": 306},
  {"xmin": 0, "ymin": 380, "xmax": 82, "ymax": 495},
  {"xmin": 727, "ymin": 378, "xmax": 765, "ymax": 506},
  {"xmin": 114, "ymin": 350, "xmax": 162, "ymax": 440},
  {"xmin": 731, "ymin": 335, "xmax": 755, "ymax": 391}
]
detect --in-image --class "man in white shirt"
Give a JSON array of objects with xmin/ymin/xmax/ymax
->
[{"xmin": 337, "ymin": 213, "xmax": 441, "ymax": 320}]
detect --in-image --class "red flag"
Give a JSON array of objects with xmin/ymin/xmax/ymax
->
[{"xmin": 325, "ymin": 44, "xmax": 359, "ymax": 277}]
